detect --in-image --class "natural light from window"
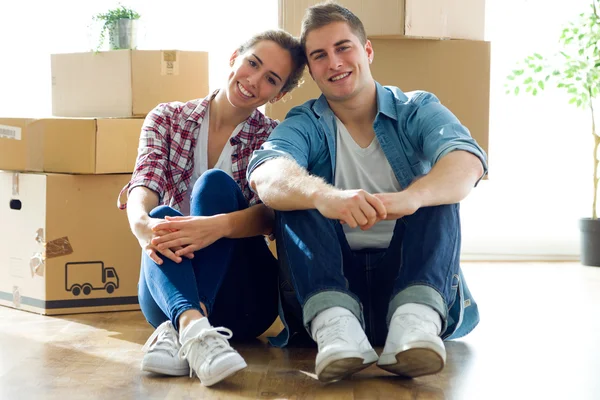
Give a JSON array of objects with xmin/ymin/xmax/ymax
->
[{"xmin": 0, "ymin": 0, "xmax": 592, "ymax": 260}]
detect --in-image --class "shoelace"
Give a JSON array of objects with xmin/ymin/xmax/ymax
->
[
  {"xmin": 178, "ymin": 327, "xmax": 234, "ymax": 378},
  {"xmin": 141, "ymin": 321, "xmax": 179, "ymax": 356},
  {"xmin": 394, "ymin": 313, "xmax": 437, "ymax": 334},
  {"xmin": 315, "ymin": 316, "xmax": 350, "ymax": 347}
]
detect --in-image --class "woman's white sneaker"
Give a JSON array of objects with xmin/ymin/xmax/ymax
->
[
  {"xmin": 178, "ymin": 317, "xmax": 247, "ymax": 387},
  {"xmin": 311, "ymin": 307, "xmax": 379, "ymax": 383},
  {"xmin": 141, "ymin": 320, "xmax": 190, "ymax": 376}
]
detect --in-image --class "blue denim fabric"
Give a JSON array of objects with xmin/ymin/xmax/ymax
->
[
  {"xmin": 247, "ymin": 83, "xmax": 488, "ymax": 191},
  {"xmin": 138, "ymin": 169, "xmax": 278, "ymax": 339},
  {"xmin": 246, "ymin": 82, "xmax": 486, "ymax": 348},
  {"xmin": 270, "ymin": 203, "xmax": 480, "ymax": 347}
]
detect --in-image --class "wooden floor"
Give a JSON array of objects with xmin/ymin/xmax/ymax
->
[{"xmin": 2, "ymin": 262, "xmax": 600, "ymax": 400}]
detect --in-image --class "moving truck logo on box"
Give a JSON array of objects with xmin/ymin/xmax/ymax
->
[{"xmin": 65, "ymin": 261, "xmax": 119, "ymax": 296}]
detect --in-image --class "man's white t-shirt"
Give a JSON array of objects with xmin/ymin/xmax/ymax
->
[
  {"xmin": 334, "ymin": 117, "xmax": 401, "ymax": 250},
  {"xmin": 180, "ymin": 103, "xmax": 242, "ymax": 215}
]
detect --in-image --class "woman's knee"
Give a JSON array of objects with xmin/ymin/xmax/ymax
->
[
  {"xmin": 190, "ymin": 170, "xmax": 245, "ymax": 214},
  {"xmin": 192, "ymin": 169, "xmax": 238, "ymax": 197}
]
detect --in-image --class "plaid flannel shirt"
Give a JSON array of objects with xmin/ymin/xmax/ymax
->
[{"xmin": 118, "ymin": 90, "xmax": 278, "ymax": 211}]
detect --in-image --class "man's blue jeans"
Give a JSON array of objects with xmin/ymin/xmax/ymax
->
[
  {"xmin": 138, "ymin": 169, "xmax": 278, "ymax": 340},
  {"xmin": 273, "ymin": 203, "xmax": 479, "ymax": 347}
]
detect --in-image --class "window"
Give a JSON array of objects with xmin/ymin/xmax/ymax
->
[{"xmin": 460, "ymin": 0, "xmax": 592, "ymax": 260}]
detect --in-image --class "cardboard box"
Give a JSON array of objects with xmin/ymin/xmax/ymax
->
[
  {"xmin": 279, "ymin": 0, "xmax": 485, "ymax": 40},
  {"xmin": 52, "ymin": 50, "xmax": 209, "ymax": 117},
  {"xmin": 0, "ymin": 172, "xmax": 140, "ymax": 315},
  {"xmin": 267, "ymin": 39, "xmax": 490, "ymax": 157},
  {"xmin": 0, "ymin": 117, "xmax": 142, "ymax": 174}
]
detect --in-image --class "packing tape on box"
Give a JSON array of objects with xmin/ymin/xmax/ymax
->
[
  {"xmin": 12, "ymin": 173, "xmax": 19, "ymax": 196},
  {"xmin": 161, "ymin": 50, "xmax": 180, "ymax": 76},
  {"xmin": 45, "ymin": 237, "xmax": 74, "ymax": 259},
  {"xmin": 30, "ymin": 253, "xmax": 45, "ymax": 278},
  {"xmin": 35, "ymin": 228, "xmax": 44, "ymax": 244},
  {"xmin": 12, "ymin": 286, "xmax": 21, "ymax": 308},
  {"xmin": 27, "ymin": 229, "xmax": 47, "ymax": 277}
]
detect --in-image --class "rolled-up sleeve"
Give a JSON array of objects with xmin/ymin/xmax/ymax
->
[
  {"xmin": 247, "ymin": 113, "xmax": 314, "ymax": 188},
  {"xmin": 118, "ymin": 104, "xmax": 173, "ymax": 209},
  {"xmin": 410, "ymin": 93, "xmax": 488, "ymax": 182}
]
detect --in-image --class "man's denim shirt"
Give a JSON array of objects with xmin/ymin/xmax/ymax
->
[
  {"xmin": 247, "ymin": 82, "xmax": 489, "ymax": 346},
  {"xmin": 248, "ymin": 82, "xmax": 487, "ymax": 189}
]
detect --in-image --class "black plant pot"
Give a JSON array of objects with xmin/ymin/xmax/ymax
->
[{"xmin": 580, "ymin": 218, "xmax": 600, "ymax": 266}]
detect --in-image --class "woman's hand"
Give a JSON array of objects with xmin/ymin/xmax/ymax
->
[
  {"xmin": 151, "ymin": 215, "xmax": 230, "ymax": 257},
  {"xmin": 133, "ymin": 217, "xmax": 192, "ymax": 265}
]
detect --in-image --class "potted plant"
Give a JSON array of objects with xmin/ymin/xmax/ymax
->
[
  {"xmin": 93, "ymin": 4, "xmax": 141, "ymax": 51},
  {"xmin": 506, "ymin": 0, "xmax": 600, "ymax": 266}
]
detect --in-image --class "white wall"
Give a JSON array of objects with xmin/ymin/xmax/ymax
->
[
  {"xmin": 460, "ymin": 0, "xmax": 593, "ymax": 259},
  {"xmin": 0, "ymin": 0, "xmax": 591, "ymax": 259},
  {"xmin": 0, "ymin": 0, "xmax": 278, "ymax": 116}
]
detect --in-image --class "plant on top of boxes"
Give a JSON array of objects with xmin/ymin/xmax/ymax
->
[{"xmin": 93, "ymin": 4, "xmax": 141, "ymax": 51}]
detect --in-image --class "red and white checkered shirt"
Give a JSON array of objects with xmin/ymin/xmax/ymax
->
[{"xmin": 118, "ymin": 90, "xmax": 278, "ymax": 211}]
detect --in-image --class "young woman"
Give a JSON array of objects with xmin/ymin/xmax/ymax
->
[{"xmin": 118, "ymin": 30, "xmax": 306, "ymax": 387}]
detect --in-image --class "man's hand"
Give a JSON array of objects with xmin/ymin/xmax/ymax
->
[
  {"xmin": 374, "ymin": 191, "xmax": 422, "ymax": 220},
  {"xmin": 151, "ymin": 215, "xmax": 230, "ymax": 257},
  {"xmin": 314, "ymin": 189, "xmax": 387, "ymax": 229},
  {"xmin": 133, "ymin": 217, "xmax": 190, "ymax": 265}
]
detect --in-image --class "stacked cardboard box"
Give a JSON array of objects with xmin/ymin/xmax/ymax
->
[
  {"xmin": 0, "ymin": 50, "xmax": 209, "ymax": 315},
  {"xmin": 268, "ymin": 0, "xmax": 490, "ymax": 157}
]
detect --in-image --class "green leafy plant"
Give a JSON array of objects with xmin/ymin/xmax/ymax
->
[
  {"xmin": 506, "ymin": 0, "xmax": 600, "ymax": 219},
  {"xmin": 93, "ymin": 4, "xmax": 141, "ymax": 51}
]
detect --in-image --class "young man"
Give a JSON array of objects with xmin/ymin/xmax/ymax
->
[{"xmin": 248, "ymin": 3, "xmax": 487, "ymax": 383}]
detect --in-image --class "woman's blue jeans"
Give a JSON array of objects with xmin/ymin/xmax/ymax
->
[{"xmin": 138, "ymin": 169, "xmax": 278, "ymax": 340}]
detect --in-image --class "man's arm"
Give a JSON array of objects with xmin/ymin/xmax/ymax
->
[
  {"xmin": 250, "ymin": 157, "xmax": 330, "ymax": 211},
  {"xmin": 251, "ymin": 157, "xmax": 386, "ymax": 229},
  {"xmin": 408, "ymin": 150, "xmax": 483, "ymax": 206},
  {"xmin": 375, "ymin": 150, "xmax": 484, "ymax": 218},
  {"xmin": 375, "ymin": 91, "xmax": 488, "ymax": 219}
]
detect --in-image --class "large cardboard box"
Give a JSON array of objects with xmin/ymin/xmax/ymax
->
[
  {"xmin": 279, "ymin": 0, "xmax": 485, "ymax": 40},
  {"xmin": 267, "ymin": 39, "xmax": 490, "ymax": 157},
  {"xmin": 0, "ymin": 117, "xmax": 142, "ymax": 174},
  {"xmin": 52, "ymin": 50, "xmax": 209, "ymax": 117},
  {"xmin": 0, "ymin": 172, "xmax": 140, "ymax": 315}
]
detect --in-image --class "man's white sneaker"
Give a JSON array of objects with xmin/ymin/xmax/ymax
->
[
  {"xmin": 311, "ymin": 306, "xmax": 379, "ymax": 383},
  {"xmin": 377, "ymin": 303, "xmax": 446, "ymax": 378},
  {"xmin": 178, "ymin": 317, "xmax": 247, "ymax": 387},
  {"xmin": 141, "ymin": 320, "xmax": 190, "ymax": 376}
]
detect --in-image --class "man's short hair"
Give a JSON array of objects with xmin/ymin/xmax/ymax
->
[{"xmin": 300, "ymin": 1, "xmax": 367, "ymax": 50}]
